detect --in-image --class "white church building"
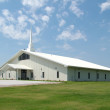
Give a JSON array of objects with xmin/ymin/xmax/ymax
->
[{"xmin": 0, "ymin": 30, "xmax": 110, "ymax": 81}]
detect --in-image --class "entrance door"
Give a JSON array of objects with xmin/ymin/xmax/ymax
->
[{"xmin": 21, "ymin": 70, "xmax": 27, "ymax": 80}]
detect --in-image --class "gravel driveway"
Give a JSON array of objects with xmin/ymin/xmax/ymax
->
[{"xmin": 0, "ymin": 80, "xmax": 60, "ymax": 87}]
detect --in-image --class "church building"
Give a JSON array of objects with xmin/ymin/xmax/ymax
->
[{"xmin": 0, "ymin": 30, "xmax": 110, "ymax": 81}]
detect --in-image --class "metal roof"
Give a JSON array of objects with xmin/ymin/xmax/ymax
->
[
  {"xmin": 25, "ymin": 50, "xmax": 110, "ymax": 71},
  {"xmin": 8, "ymin": 64, "xmax": 32, "ymax": 70},
  {"xmin": 0, "ymin": 50, "xmax": 110, "ymax": 71}
]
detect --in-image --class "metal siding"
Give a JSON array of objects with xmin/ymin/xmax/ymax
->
[
  {"xmin": 68, "ymin": 67, "xmax": 110, "ymax": 81},
  {"xmin": 6, "ymin": 53, "xmax": 68, "ymax": 81}
]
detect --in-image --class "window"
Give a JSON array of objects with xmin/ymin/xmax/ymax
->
[
  {"xmin": 57, "ymin": 71, "xmax": 59, "ymax": 78},
  {"xmin": 42, "ymin": 72, "xmax": 44, "ymax": 78},
  {"xmin": 18, "ymin": 53, "xmax": 30, "ymax": 61},
  {"xmin": 88, "ymin": 73, "xmax": 90, "ymax": 79},
  {"xmin": 78, "ymin": 72, "xmax": 80, "ymax": 79},
  {"xmin": 2, "ymin": 73, "xmax": 3, "ymax": 78},
  {"xmin": 30, "ymin": 72, "xmax": 33, "ymax": 78},
  {"xmin": 97, "ymin": 73, "xmax": 99, "ymax": 79},
  {"xmin": 105, "ymin": 74, "xmax": 106, "ymax": 79},
  {"xmin": 9, "ymin": 73, "xmax": 10, "ymax": 78}
]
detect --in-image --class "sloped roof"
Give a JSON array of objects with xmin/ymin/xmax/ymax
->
[
  {"xmin": 8, "ymin": 64, "xmax": 32, "ymax": 70},
  {"xmin": 24, "ymin": 50, "xmax": 110, "ymax": 71},
  {"xmin": 0, "ymin": 50, "xmax": 110, "ymax": 71}
]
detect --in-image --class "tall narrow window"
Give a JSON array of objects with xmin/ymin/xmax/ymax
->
[
  {"xmin": 78, "ymin": 72, "xmax": 80, "ymax": 79},
  {"xmin": 42, "ymin": 72, "xmax": 44, "ymax": 78},
  {"xmin": 57, "ymin": 71, "xmax": 59, "ymax": 78},
  {"xmin": 88, "ymin": 73, "xmax": 90, "ymax": 79},
  {"xmin": 31, "ymin": 72, "xmax": 33, "ymax": 78},
  {"xmin": 9, "ymin": 73, "xmax": 10, "ymax": 78},
  {"xmin": 2, "ymin": 73, "xmax": 3, "ymax": 78},
  {"xmin": 105, "ymin": 74, "xmax": 106, "ymax": 80},
  {"xmin": 97, "ymin": 73, "xmax": 99, "ymax": 79}
]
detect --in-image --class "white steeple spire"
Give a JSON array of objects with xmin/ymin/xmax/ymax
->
[{"xmin": 27, "ymin": 29, "xmax": 35, "ymax": 52}]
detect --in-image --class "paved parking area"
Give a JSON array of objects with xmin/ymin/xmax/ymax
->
[{"xmin": 0, "ymin": 80, "xmax": 60, "ymax": 87}]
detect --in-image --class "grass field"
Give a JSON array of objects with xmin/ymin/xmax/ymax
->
[{"xmin": 0, "ymin": 82, "xmax": 110, "ymax": 110}]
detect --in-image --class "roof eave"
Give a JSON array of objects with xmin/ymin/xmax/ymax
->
[{"xmin": 68, "ymin": 65, "xmax": 110, "ymax": 72}]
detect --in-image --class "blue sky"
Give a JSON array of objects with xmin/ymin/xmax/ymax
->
[{"xmin": 0, "ymin": 0, "xmax": 110, "ymax": 67}]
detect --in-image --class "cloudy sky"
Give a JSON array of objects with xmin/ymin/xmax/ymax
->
[{"xmin": 0, "ymin": 0, "xmax": 110, "ymax": 67}]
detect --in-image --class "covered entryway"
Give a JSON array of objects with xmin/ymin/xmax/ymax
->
[{"xmin": 0, "ymin": 64, "xmax": 33, "ymax": 80}]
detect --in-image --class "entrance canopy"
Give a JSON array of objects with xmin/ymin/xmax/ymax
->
[{"xmin": 7, "ymin": 64, "xmax": 33, "ymax": 70}]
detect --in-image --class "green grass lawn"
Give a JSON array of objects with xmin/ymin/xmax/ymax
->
[{"xmin": 0, "ymin": 82, "xmax": 110, "ymax": 110}]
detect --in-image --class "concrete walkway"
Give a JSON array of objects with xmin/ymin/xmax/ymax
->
[{"xmin": 0, "ymin": 80, "xmax": 60, "ymax": 87}]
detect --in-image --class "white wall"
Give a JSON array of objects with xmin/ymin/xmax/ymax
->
[
  {"xmin": 1, "ymin": 51, "xmax": 110, "ymax": 81},
  {"xmin": 0, "ymin": 69, "xmax": 16, "ymax": 80},
  {"xmin": 68, "ymin": 67, "xmax": 110, "ymax": 81},
  {"xmin": 7, "ymin": 52, "xmax": 68, "ymax": 81}
]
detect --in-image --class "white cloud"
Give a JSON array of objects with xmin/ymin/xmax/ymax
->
[
  {"xmin": 45, "ymin": 6, "xmax": 54, "ymax": 15},
  {"xmin": 61, "ymin": 0, "xmax": 84, "ymax": 17},
  {"xmin": 17, "ymin": 15, "xmax": 28, "ymax": 29},
  {"xmin": 59, "ymin": 19, "xmax": 66, "ymax": 27},
  {"xmin": 22, "ymin": 0, "xmax": 46, "ymax": 11},
  {"xmin": 62, "ymin": 11, "xmax": 68, "ymax": 17},
  {"xmin": 69, "ymin": 0, "xmax": 84, "ymax": 17},
  {"xmin": 28, "ymin": 19, "xmax": 35, "ymax": 24},
  {"xmin": 100, "ymin": 0, "xmax": 110, "ymax": 12},
  {"xmin": 18, "ymin": 15, "xmax": 27, "ymax": 24},
  {"xmin": 41, "ymin": 15, "xmax": 49, "ymax": 22},
  {"xmin": 18, "ymin": 10, "xmax": 23, "ymax": 15},
  {"xmin": 35, "ymin": 27, "xmax": 41, "ymax": 35},
  {"xmin": 0, "ymin": 0, "xmax": 7, "ymax": 2},
  {"xmin": 57, "ymin": 25, "xmax": 86, "ymax": 41},
  {"xmin": 0, "ymin": 17, "xmax": 5, "ymax": 25},
  {"xmin": 32, "ymin": 14, "xmax": 38, "ymax": 21},
  {"xmin": 0, "ymin": 14, "xmax": 30, "ymax": 40},
  {"xmin": 67, "ymin": 25, "xmax": 74, "ymax": 30},
  {"xmin": 57, "ymin": 43, "xmax": 72, "ymax": 50},
  {"xmin": 62, "ymin": 43, "xmax": 72, "ymax": 50},
  {"xmin": 0, "ymin": 1, "xmax": 47, "ymax": 41},
  {"xmin": 2, "ymin": 9, "xmax": 15, "ymax": 22},
  {"xmin": 1, "ymin": 24, "xmax": 30, "ymax": 40},
  {"xmin": 63, "ymin": 0, "xmax": 70, "ymax": 8},
  {"xmin": 2, "ymin": 9, "xmax": 9, "ymax": 16}
]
